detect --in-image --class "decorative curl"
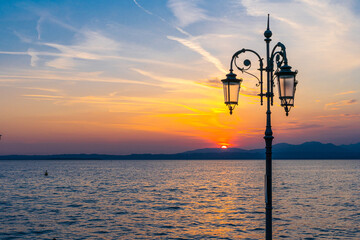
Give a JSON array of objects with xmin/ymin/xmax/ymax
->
[{"xmin": 233, "ymin": 56, "xmax": 260, "ymax": 84}]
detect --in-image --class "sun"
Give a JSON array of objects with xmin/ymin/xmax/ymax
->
[{"xmin": 221, "ymin": 145, "xmax": 228, "ymax": 149}]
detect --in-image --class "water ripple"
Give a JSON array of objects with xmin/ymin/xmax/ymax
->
[{"xmin": 0, "ymin": 160, "xmax": 359, "ymax": 239}]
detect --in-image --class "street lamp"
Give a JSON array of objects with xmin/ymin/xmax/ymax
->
[
  {"xmin": 221, "ymin": 72, "xmax": 242, "ymax": 115},
  {"xmin": 276, "ymin": 64, "xmax": 298, "ymax": 116},
  {"xmin": 221, "ymin": 15, "xmax": 298, "ymax": 240}
]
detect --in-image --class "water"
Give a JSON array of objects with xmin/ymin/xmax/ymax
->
[{"xmin": 0, "ymin": 160, "xmax": 359, "ymax": 239}]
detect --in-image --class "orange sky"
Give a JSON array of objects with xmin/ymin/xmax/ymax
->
[{"xmin": 0, "ymin": 0, "xmax": 359, "ymax": 154}]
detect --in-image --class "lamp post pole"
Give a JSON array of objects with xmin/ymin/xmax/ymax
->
[
  {"xmin": 264, "ymin": 17, "xmax": 274, "ymax": 240},
  {"xmin": 221, "ymin": 15, "xmax": 298, "ymax": 240}
]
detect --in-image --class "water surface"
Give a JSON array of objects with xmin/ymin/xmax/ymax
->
[{"xmin": 0, "ymin": 160, "xmax": 359, "ymax": 239}]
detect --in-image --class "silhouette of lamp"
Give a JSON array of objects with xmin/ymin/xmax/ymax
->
[
  {"xmin": 221, "ymin": 72, "xmax": 242, "ymax": 115},
  {"xmin": 220, "ymin": 14, "xmax": 298, "ymax": 240},
  {"xmin": 276, "ymin": 64, "xmax": 298, "ymax": 116}
]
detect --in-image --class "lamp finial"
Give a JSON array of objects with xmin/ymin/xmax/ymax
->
[{"xmin": 264, "ymin": 14, "xmax": 272, "ymax": 38}]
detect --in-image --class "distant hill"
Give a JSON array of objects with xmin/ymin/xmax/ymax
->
[
  {"xmin": 262, "ymin": 141, "xmax": 359, "ymax": 159},
  {"xmin": 272, "ymin": 141, "xmax": 345, "ymax": 153},
  {"xmin": 340, "ymin": 142, "xmax": 360, "ymax": 152},
  {"xmin": 0, "ymin": 141, "xmax": 359, "ymax": 160},
  {"xmin": 179, "ymin": 141, "xmax": 360, "ymax": 160},
  {"xmin": 183, "ymin": 147, "xmax": 248, "ymax": 154}
]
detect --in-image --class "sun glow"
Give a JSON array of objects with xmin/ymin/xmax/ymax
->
[{"xmin": 221, "ymin": 145, "xmax": 228, "ymax": 149}]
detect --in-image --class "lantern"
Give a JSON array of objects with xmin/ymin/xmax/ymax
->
[
  {"xmin": 221, "ymin": 72, "xmax": 242, "ymax": 115},
  {"xmin": 275, "ymin": 65, "xmax": 298, "ymax": 116}
]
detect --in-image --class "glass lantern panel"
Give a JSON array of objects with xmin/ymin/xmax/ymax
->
[
  {"xmin": 223, "ymin": 83, "xmax": 228, "ymax": 102},
  {"xmin": 279, "ymin": 75, "xmax": 295, "ymax": 98},
  {"xmin": 223, "ymin": 81, "xmax": 240, "ymax": 104}
]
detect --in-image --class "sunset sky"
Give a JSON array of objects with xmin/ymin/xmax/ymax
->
[{"xmin": 0, "ymin": 0, "xmax": 359, "ymax": 154}]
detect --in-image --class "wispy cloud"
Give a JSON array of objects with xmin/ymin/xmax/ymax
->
[
  {"xmin": 45, "ymin": 57, "xmax": 75, "ymax": 70},
  {"xmin": 23, "ymin": 94, "xmax": 64, "ymax": 99},
  {"xmin": 40, "ymin": 30, "xmax": 121, "ymax": 69},
  {"xmin": 200, "ymin": 78, "xmax": 222, "ymax": 88},
  {"xmin": 132, "ymin": 68, "xmax": 211, "ymax": 89},
  {"xmin": 133, "ymin": 0, "xmax": 226, "ymax": 74},
  {"xmin": 23, "ymin": 87, "xmax": 59, "ymax": 93},
  {"xmin": 10, "ymin": 10, "xmax": 122, "ymax": 70},
  {"xmin": 133, "ymin": 0, "xmax": 154, "ymax": 16},
  {"xmin": 167, "ymin": 0, "xmax": 208, "ymax": 27},
  {"xmin": 240, "ymin": 0, "xmax": 360, "ymax": 71},
  {"xmin": 29, "ymin": 7, "xmax": 78, "ymax": 32},
  {"xmin": 325, "ymin": 99, "xmax": 358, "ymax": 110},
  {"xmin": 277, "ymin": 123, "xmax": 323, "ymax": 131},
  {"xmin": 0, "ymin": 71, "xmax": 157, "ymax": 86},
  {"xmin": 240, "ymin": 0, "xmax": 301, "ymax": 29},
  {"xmin": 335, "ymin": 91, "xmax": 357, "ymax": 96},
  {"xmin": 167, "ymin": 36, "xmax": 227, "ymax": 73},
  {"xmin": 36, "ymin": 16, "xmax": 45, "ymax": 40},
  {"xmin": 315, "ymin": 113, "xmax": 360, "ymax": 119},
  {"xmin": 21, "ymin": 90, "xmax": 208, "ymax": 116},
  {"xmin": 27, "ymin": 49, "xmax": 40, "ymax": 67},
  {"xmin": 0, "ymin": 49, "xmax": 195, "ymax": 71},
  {"xmin": 133, "ymin": 0, "xmax": 191, "ymax": 37}
]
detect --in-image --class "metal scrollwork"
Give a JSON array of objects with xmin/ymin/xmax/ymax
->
[
  {"xmin": 234, "ymin": 58, "xmax": 261, "ymax": 84},
  {"xmin": 275, "ymin": 53, "xmax": 284, "ymax": 68},
  {"xmin": 229, "ymin": 49, "xmax": 265, "ymax": 104},
  {"xmin": 232, "ymin": 54, "xmax": 262, "ymax": 85},
  {"xmin": 234, "ymin": 57, "xmax": 251, "ymax": 72},
  {"xmin": 270, "ymin": 42, "xmax": 288, "ymax": 71}
]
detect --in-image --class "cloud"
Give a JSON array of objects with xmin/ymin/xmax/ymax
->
[
  {"xmin": 23, "ymin": 87, "xmax": 59, "ymax": 93},
  {"xmin": 8, "ymin": 12, "xmax": 198, "ymax": 71},
  {"xmin": 240, "ymin": 0, "xmax": 360, "ymax": 71},
  {"xmin": 27, "ymin": 49, "xmax": 39, "ymax": 67},
  {"xmin": 0, "ymin": 49, "xmax": 195, "ymax": 71},
  {"xmin": 46, "ymin": 57, "xmax": 75, "ymax": 70},
  {"xmin": 167, "ymin": 35, "xmax": 227, "ymax": 73},
  {"xmin": 0, "ymin": 71, "xmax": 157, "ymax": 86},
  {"xmin": 315, "ymin": 113, "xmax": 360, "ymax": 120},
  {"xmin": 39, "ymin": 30, "xmax": 121, "ymax": 69},
  {"xmin": 276, "ymin": 122, "xmax": 323, "ymax": 131},
  {"xmin": 133, "ymin": 0, "xmax": 154, "ymax": 16},
  {"xmin": 287, "ymin": 123, "xmax": 323, "ymax": 130},
  {"xmin": 335, "ymin": 91, "xmax": 357, "ymax": 96},
  {"xmin": 29, "ymin": 7, "xmax": 77, "ymax": 32},
  {"xmin": 200, "ymin": 78, "xmax": 222, "ymax": 88},
  {"xmin": 240, "ymin": 87, "xmax": 260, "ymax": 97},
  {"xmin": 133, "ymin": 0, "xmax": 226, "ymax": 75},
  {"xmin": 11, "ymin": 11, "xmax": 123, "ymax": 70},
  {"xmin": 23, "ymin": 94, "xmax": 64, "ymax": 99},
  {"xmin": 133, "ymin": 0, "xmax": 192, "ymax": 37},
  {"xmin": 325, "ymin": 99, "xmax": 358, "ymax": 110},
  {"xmin": 21, "ymin": 90, "xmax": 206, "ymax": 116},
  {"xmin": 132, "ymin": 68, "xmax": 211, "ymax": 89},
  {"xmin": 13, "ymin": 31, "xmax": 32, "ymax": 43},
  {"xmin": 240, "ymin": 0, "xmax": 301, "ymax": 29},
  {"xmin": 36, "ymin": 16, "xmax": 45, "ymax": 40},
  {"xmin": 167, "ymin": 0, "xmax": 208, "ymax": 27}
]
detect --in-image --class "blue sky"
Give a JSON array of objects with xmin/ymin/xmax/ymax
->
[{"xmin": 0, "ymin": 0, "xmax": 359, "ymax": 154}]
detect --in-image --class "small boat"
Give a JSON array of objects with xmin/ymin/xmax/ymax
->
[{"xmin": 44, "ymin": 170, "xmax": 48, "ymax": 176}]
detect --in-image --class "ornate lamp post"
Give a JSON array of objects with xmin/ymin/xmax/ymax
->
[{"xmin": 221, "ymin": 15, "xmax": 298, "ymax": 240}]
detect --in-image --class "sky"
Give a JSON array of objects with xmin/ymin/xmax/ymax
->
[{"xmin": 0, "ymin": 0, "xmax": 359, "ymax": 155}]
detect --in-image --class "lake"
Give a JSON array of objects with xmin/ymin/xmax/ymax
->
[{"xmin": 0, "ymin": 160, "xmax": 359, "ymax": 239}]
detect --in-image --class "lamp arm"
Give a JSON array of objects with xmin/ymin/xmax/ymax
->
[
  {"xmin": 268, "ymin": 42, "xmax": 288, "ymax": 105},
  {"xmin": 229, "ymin": 48, "xmax": 264, "ymax": 72},
  {"xmin": 270, "ymin": 42, "xmax": 288, "ymax": 70},
  {"xmin": 229, "ymin": 48, "xmax": 265, "ymax": 105}
]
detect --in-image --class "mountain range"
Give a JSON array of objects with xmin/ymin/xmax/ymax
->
[{"xmin": 0, "ymin": 141, "xmax": 359, "ymax": 160}]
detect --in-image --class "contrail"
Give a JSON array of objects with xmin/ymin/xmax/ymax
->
[
  {"xmin": 132, "ymin": 0, "xmax": 191, "ymax": 37},
  {"xmin": 132, "ymin": 0, "xmax": 226, "ymax": 73}
]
